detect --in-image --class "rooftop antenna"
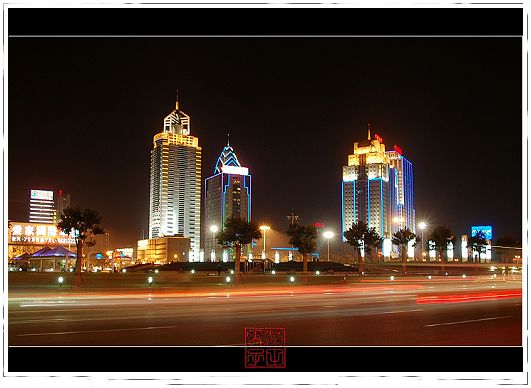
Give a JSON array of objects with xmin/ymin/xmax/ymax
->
[
  {"xmin": 367, "ymin": 122, "xmax": 371, "ymax": 140},
  {"xmin": 175, "ymin": 89, "xmax": 180, "ymax": 110},
  {"xmin": 227, "ymin": 133, "xmax": 230, "ymax": 147}
]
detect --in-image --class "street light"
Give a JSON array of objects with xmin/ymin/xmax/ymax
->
[
  {"xmin": 210, "ymin": 225, "xmax": 218, "ymax": 262},
  {"xmin": 58, "ymin": 276, "xmax": 64, "ymax": 287},
  {"xmin": 418, "ymin": 222, "xmax": 427, "ymax": 259},
  {"xmin": 259, "ymin": 225, "xmax": 271, "ymax": 260},
  {"xmin": 323, "ymin": 231, "xmax": 334, "ymax": 262}
]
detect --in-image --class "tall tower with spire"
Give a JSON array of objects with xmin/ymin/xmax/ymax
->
[
  {"xmin": 148, "ymin": 93, "xmax": 202, "ymax": 261},
  {"xmin": 204, "ymin": 139, "xmax": 251, "ymax": 261},
  {"xmin": 341, "ymin": 124, "xmax": 415, "ymax": 258},
  {"xmin": 342, "ymin": 124, "xmax": 392, "ymax": 245}
]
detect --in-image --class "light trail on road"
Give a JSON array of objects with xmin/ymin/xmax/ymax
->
[{"xmin": 8, "ymin": 275, "xmax": 522, "ymax": 346}]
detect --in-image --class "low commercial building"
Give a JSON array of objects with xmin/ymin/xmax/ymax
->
[
  {"xmin": 8, "ymin": 221, "xmax": 76, "ymax": 260},
  {"xmin": 137, "ymin": 236, "xmax": 191, "ymax": 264}
]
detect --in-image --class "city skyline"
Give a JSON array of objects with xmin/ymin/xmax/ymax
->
[{"xmin": 8, "ymin": 36, "xmax": 522, "ymax": 248}]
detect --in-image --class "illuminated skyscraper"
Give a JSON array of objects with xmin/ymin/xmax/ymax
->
[
  {"xmin": 387, "ymin": 146, "xmax": 415, "ymax": 234},
  {"xmin": 57, "ymin": 189, "xmax": 71, "ymax": 217},
  {"xmin": 148, "ymin": 93, "xmax": 202, "ymax": 261},
  {"xmin": 342, "ymin": 125, "xmax": 415, "ymax": 257},
  {"xmin": 29, "ymin": 189, "xmax": 55, "ymax": 224},
  {"xmin": 204, "ymin": 140, "xmax": 251, "ymax": 261},
  {"xmin": 342, "ymin": 126, "xmax": 392, "ymax": 242}
]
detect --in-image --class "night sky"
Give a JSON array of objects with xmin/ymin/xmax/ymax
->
[{"xmin": 8, "ymin": 33, "xmax": 522, "ymax": 247}]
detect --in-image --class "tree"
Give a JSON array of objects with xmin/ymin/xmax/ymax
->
[
  {"xmin": 364, "ymin": 227, "xmax": 383, "ymax": 260},
  {"xmin": 57, "ymin": 207, "xmax": 104, "ymax": 287},
  {"xmin": 494, "ymin": 235, "xmax": 521, "ymax": 248},
  {"xmin": 216, "ymin": 216, "xmax": 262, "ymax": 281},
  {"xmin": 287, "ymin": 222, "xmax": 317, "ymax": 274},
  {"xmin": 427, "ymin": 225, "xmax": 455, "ymax": 264},
  {"xmin": 392, "ymin": 228, "xmax": 417, "ymax": 274},
  {"xmin": 467, "ymin": 230, "xmax": 488, "ymax": 264},
  {"xmin": 343, "ymin": 221, "xmax": 383, "ymax": 276},
  {"xmin": 494, "ymin": 235, "xmax": 521, "ymax": 263}
]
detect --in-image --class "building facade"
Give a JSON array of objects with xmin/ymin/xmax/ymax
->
[
  {"xmin": 137, "ymin": 236, "xmax": 191, "ymax": 264},
  {"xmin": 387, "ymin": 148, "xmax": 415, "ymax": 234},
  {"xmin": 57, "ymin": 189, "xmax": 71, "ymax": 218},
  {"xmin": 148, "ymin": 94, "xmax": 202, "ymax": 261},
  {"xmin": 342, "ymin": 126, "xmax": 415, "ymax": 257},
  {"xmin": 7, "ymin": 221, "xmax": 76, "ymax": 260},
  {"xmin": 29, "ymin": 189, "xmax": 56, "ymax": 224},
  {"xmin": 204, "ymin": 142, "xmax": 251, "ymax": 261}
]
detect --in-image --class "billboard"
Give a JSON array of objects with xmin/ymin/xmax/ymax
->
[
  {"xmin": 30, "ymin": 189, "xmax": 54, "ymax": 201},
  {"xmin": 471, "ymin": 225, "xmax": 493, "ymax": 240},
  {"xmin": 8, "ymin": 222, "xmax": 76, "ymax": 245}
]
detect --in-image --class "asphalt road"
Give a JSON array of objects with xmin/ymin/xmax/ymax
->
[{"xmin": 8, "ymin": 275, "xmax": 522, "ymax": 346}]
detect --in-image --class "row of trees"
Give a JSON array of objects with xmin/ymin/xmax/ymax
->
[
  {"xmin": 55, "ymin": 206, "xmax": 493, "ymax": 284},
  {"xmin": 215, "ymin": 216, "xmax": 488, "ymax": 278}
]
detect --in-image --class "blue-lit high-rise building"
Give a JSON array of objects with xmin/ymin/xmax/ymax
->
[
  {"xmin": 342, "ymin": 125, "xmax": 415, "ymax": 257},
  {"xmin": 204, "ymin": 140, "xmax": 251, "ymax": 261},
  {"xmin": 387, "ymin": 147, "xmax": 415, "ymax": 235}
]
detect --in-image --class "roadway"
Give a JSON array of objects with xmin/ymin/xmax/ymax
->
[{"xmin": 8, "ymin": 275, "xmax": 522, "ymax": 346}]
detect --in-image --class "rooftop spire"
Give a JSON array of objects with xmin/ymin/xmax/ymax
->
[
  {"xmin": 227, "ymin": 133, "xmax": 230, "ymax": 147},
  {"xmin": 175, "ymin": 89, "xmax": 179, "ymax": 110},
  {"xmin": 367, "ymin": 122, "xmax": 371, "ymax": 140},
  {"xmin": 214, "ymin": 140, "xmax": 242, "ymax": 174}
]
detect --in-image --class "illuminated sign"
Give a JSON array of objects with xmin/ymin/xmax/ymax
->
[
  {"xmin": 30, "ymin": 189, "xmax": 54, "ymax": 201},
  {"xmin": 222, "ymin": 165, "xmax": 249, "ymax": 176},
  {"xmin": 9, "ymin": 222, "xmax": 75, "ymax": 245},
  {"xmin": 374, "ymin": 134, "xmax": 384, "ymax": 143},
  {"xmin": 471, "ymin": 226, "xmax": 493, "ymax": 240},
  {"xmin": 393, "ymin": 145, "xmax": 403, "ymax": 155},
  {"xmin": 115, "ymin": 248, "xmax": 134, "ymax": 258},
  {"xmin": 314, "ymin": 223, "xmax": 325, "ymax": 228}
]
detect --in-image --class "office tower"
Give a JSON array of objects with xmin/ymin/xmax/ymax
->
[
  {"xmin": 342, "ymin": 126, "xmax": 392, "ymax": 243},
  {"xmin": 342, "ymin": 125, "xmax": 415, "ymax": 257},
  {"xmin": 57, "ymin": 189, "xmax": 71, "ymax": 218},
  {"xmin": 386, "ymin": 145, "xmax": 415, "ymax": 234},
  {"xmin": 148, "ymin": 93, "xmax": 202, "ymax": 261},
  {"xmin": 204, "ymin": 140, "xmax": 251, "ymax": 260},
  {"xmin": 29, "ymin": 189, "xmax": 55, "ymax": 224}
]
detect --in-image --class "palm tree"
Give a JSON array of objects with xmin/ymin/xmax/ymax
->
[
  {"xmin": 428, "ymin": 225, "xmax": 455, "ymax": 270},
  {"xmin": 57, "ymin": 207, "xmax": 104, "ymax": 287},
  {"xmin": 392, "ymin": 228, "xmax": 417, "ymax": 274},
  {"xmin": 467, "ymin": 230, "xmax": 488, "ymax": 264},
  {"xmin": 364, "ymin": 227, "xmax": 383, "ymax": 261},
  {"xmin": 216, "ymin": 216, "xmax": 262, "ymax": 281},
  {"xmin": 343, "ymin": 221, "xmax": 382, "ymax": 276},
  {"xmin": 343, "ymin": 221, "xmax": 366, "ymax": 275},
  {"xmin": 287, "ymin": 222, "xmax": 317, "ymax": 274}
]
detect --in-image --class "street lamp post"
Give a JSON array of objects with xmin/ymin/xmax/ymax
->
[
  {"xmin": 210, "ymin": 225, "xmax": 218, "ymax": 262},
  {"xmin": 418, "ymin": 222, "xmax": 427, "ymax": 260},
  {"xmin": 259, "ymin": 225, "xmax": 270, "ymax": 260},
  {"xmin": 323, "ymin": 231, "xmax": 334, "ymax": 262}
]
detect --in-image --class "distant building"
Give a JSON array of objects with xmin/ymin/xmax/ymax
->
[
  {"xmin": 148, "ymin": 92, "xmax": 202, "ymax": 261},
  {"xmin": 341, "ymin": 125, "xmax": 415, "ymax": 257},
  {"xmin": 204, "ymin": 140, "xmax": 251, "ymax": 261},
  {"xmin": 137, "ymin": 236, "xmax": 191, "ymax": 264},
  {"xmin": 29, "ymin": 189, "xmax": 55, "ymax": 224},
  {"xmin": 57, "ymin": 189, "xmax": 71, "ymax": 218}
]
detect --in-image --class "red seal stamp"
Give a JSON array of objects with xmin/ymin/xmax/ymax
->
[{"xmin": 244, "ymin": 327, "xmax": 286, "ymax": 369}]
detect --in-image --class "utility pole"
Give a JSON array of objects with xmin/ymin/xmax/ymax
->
[{"xmin": 287, "ymin": 211, "xmax": 298, "ymax": 261}]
